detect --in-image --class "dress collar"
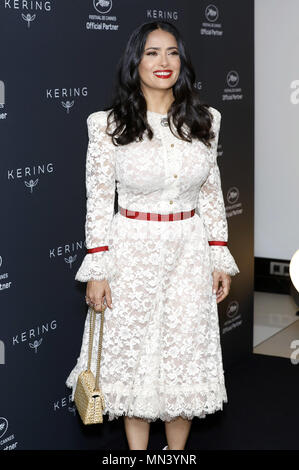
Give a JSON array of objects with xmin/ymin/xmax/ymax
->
[
  {"xmin": 146, "ymin": 110, "xmax": 168, "ymax": 118},
  {"xmin": 146, "ymin": 110, "xmax": 170, "ymax": 128}
]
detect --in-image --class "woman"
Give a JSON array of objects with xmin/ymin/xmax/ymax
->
[{"xmin": 66, "ymin": 20, "xmax": 240, "ymax": 451}]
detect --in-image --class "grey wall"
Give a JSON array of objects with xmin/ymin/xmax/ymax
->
[{"xmin": 255, "ymin": 0, "xmax": 299, "ymax": 260}]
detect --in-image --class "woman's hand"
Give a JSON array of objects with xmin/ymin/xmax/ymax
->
[
  {"xmin": 212, "ymin": 271, "xmax": 231, "ymax": 304},
  {"xmin": 86, "ymin": 279, "xmax": 113, "ymax": 312}
]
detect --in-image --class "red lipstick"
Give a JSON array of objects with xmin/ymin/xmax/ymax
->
[{"xmin": 153, "ymin": 70, "xmax": 173, "ymax": 79}]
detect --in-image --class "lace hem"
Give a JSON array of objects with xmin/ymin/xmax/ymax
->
[
  {"xmin": 74, "ymin": 250, "xmax": 117, "ymax": 283},
  {"xmin": 65, "ymin": 376, "xmax": 228, "ymax": 423},
  {"xmin": 210, "ymin": 245, "xmax": 240, "ymax": 276}
]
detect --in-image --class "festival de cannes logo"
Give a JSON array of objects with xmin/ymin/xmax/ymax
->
[
  {"xmin": 227, "ymin": 187, "xmax": 240, "ymax": 205},
  {"xmin": 226, "ymin": 300, "xmax": 239, "ymax": 319},
  {"xmin": 227, "ymin": 71, "xmax": 240, "ymax": 88},
  {"xmin": 223, "ymin": 71, "xmax": 242, "ymax": 101},
  {"xmin": 87, "ymin": 0, "xmax": 119, "ymax": 32},
  {"xmin": 93, "ymin": 0, "xmax": 113, "ymax": 14},
  {"xmin": 205, "ymin": 4, "xmax": 219, "ymax": 22},
  {"xmin": 0, "ymin": 416, "xmax": 18, "ymax": 450},
  {"xmin": 0, "ymin": 418, "xmax": 8, "ymax": 439},
  {"xmin": 222, "ymin": 301, "xmax": 242, "ymax": 335}
]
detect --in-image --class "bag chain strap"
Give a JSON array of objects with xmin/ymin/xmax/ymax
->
[{"xmin": 87, "ymin": 305, "xmax": 105, "ymax": 392}]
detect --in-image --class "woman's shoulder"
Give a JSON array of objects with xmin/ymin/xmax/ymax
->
[
  {"xmin": 207, "ymin": 105, "xmax": 222, "ymax": 131},
  {"xmin": 87, "ymin": 109, "xmax": 111, "ymax": 127},
  {"xmin": 208, "ymin": 105, "xmax": 221, "ymax": 121}
]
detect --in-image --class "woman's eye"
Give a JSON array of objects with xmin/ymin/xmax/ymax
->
[{"xmin": 146, "ymin": 51, "xmax": 179, "ymax": 56}]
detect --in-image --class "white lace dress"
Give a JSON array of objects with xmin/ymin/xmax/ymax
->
[{"xmin": 65, "ymin": 106, "xmax": 240, "ymax": 423}]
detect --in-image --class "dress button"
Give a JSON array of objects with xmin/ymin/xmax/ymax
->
[
  {"xmin": 173, "ymin": 174, "xmax": 177, "ymax": 178},
  {"xmin": 169, "ymin": 200, "xmax": 173, "ymax": 204},
  {"xmin": 170, "ymin": 143, "xmax": 174, "ymax": 147}
]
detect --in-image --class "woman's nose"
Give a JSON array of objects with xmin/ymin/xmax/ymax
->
[{"xmin": 159, "ymin": 56, "xmax": 169, "ymax": 67}]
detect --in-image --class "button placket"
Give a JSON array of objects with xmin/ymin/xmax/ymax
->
[
  {"xmin": 168, "ymin": 131, "xmax": 183, "ymax": 208},
  {"xmin": 154, "ymin": 115, "xmax": 183, "ymax": 211}
]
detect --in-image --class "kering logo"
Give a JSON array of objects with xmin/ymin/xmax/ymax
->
[
  {"xmin": 194, "ymin": 81, "xmax": 202, "ymax": 90},
  {"xmin": 22, "ymin": 11, "xmax": 36, "ymax": 28},
  {"xmin": 12, "ymin": 320, "xmax": 57, "ymax": 353},
  {"xmin": 205, "ymin": 4, "xmax": 219, "ymax": 22},
  {"xmin": 0, "ymin": 80, "xmax": 5, "ymax": 107},
  {"xmin": 94, "ymin": 0, "xmax": 112, "ymax": 14},
  {"xmin": 49, "ymin": 241, "xmax": 85, "ymax": 269},
  {"xmin": 7, "ymin": 163, "xmax": 54, "ymax": 192},
  {"xmin": 65, "ymin": 255, "xmax": 77, "ymax": 269},
  {"xmin": 46, "ymin": 87, "xmax": 88, "ymax": 113},
  {"xmin": 146, "ymin": 9, "xmax": 178, "ymax": 21},
  {"xmin": 4, "ymin": 0, "xmax": 52, "ymax": 28},
  {"xmin": 53, "ymin": 395, "xmax": 77, "ymax": 412},
  {"xmin": 29, "ymin": 338, "xmax": 43, "ymax": 353},
  {"xmin": 68, "ymin": 405, "xmax": 77, "ymax": 416}
]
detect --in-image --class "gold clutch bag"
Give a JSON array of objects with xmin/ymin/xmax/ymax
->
[{"xmin": 74, "ymin": 305, "xmax": 106, "ymax": 425}]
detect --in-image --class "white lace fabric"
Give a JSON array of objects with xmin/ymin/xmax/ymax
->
[{"xmin": 66, "ymin": 106, "xmax": 240, "ymax": 423}]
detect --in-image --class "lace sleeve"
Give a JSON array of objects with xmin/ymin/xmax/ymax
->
[
  {"xmin": 75, "ymin": 111, "xmax": 116, "ymax": 283},
  {"xmin": 197, "ymin": 107, "xmax": 240, "ymax": 276}
]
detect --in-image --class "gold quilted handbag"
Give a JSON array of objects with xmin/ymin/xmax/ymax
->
[{"xmin": 74, "ymin": 305, "xmax": 106, "ymax": 424}]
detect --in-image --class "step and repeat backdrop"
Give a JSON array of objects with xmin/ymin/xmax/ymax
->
[{"xmin": 0, "ymin": 0, "xmax": 253, "ymax": 450}]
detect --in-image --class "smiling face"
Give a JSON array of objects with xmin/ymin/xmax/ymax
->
[{"xmin": 138, "ymin": 28, "xmax": 181, "ymax": 92}]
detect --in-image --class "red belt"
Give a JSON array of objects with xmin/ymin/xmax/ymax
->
[
  {"xmin": 119, "ymin": 206, "xmax": 196, "ymax": 221},
  {"xmin": 86, "ymin": 207, "xmax": 228, "ymax": 254}
]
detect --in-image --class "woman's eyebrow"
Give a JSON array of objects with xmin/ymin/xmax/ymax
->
[{"xmin": 144, "ymin": 46, "xmax": 178, "ymax": 51}]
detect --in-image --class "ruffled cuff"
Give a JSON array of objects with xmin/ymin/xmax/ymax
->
[
  {"xmin": 75, "ymin": 250, "xmax": 117, "ymax": 283},
  {"xmin": 209, "ymin": 246, "xmax": 240, "ymax": 276}
]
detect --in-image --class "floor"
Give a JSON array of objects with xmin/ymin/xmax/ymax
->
[
  {"xmin": 253, "ymin": 291, "xmax": 299, "ymax": 358},
  {"xmin": 188, "ymin": 353, "xmax": 299, "ymax": 450}
]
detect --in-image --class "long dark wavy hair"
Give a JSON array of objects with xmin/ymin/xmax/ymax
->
[{"xmin": 103, "ymin": 21, "xmax": 215, "ymax": 148}]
